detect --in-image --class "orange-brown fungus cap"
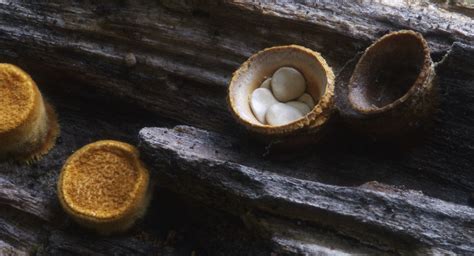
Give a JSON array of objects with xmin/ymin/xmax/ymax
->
[
  {"xmin": 58, "ymin": 140, "xmax": 151, "ymax": 234},
  {"xmin": 0, "ymin": 63, "xmax": 59, "ymax": 162}
]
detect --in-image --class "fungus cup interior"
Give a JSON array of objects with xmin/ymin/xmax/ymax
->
[
  {"xmin": 348, "ymin": 31, "xmax": 429, "ymax": 112},
  {"xmin": 229, "ymin": 46, "xmax": 329, "ymax": 127}
]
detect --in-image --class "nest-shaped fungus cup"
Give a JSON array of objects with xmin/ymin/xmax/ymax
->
[
  {"xmin": 228, "ymin": 45, "xmax": 335, "ymax": 146},
  {"xmin": 0, "ymin": 64, "xmax": 59, "ymax": 162},
  {"xmin": 344, "ymin": 30, "xmax": 437, "ymax": 136},
  {"xmin": 58, "ymin": 140, "xmax": 151, "ymax": 234}
]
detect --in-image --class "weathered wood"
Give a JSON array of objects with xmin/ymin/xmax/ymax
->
[
  {"xmin": 139, "ymin": 125, "xmax": 474, "ymax": 254},
  {"xmin": 0, "ymin": 177, "xmax": 53, "ymax": 222},
  {"xmin": 138, "ymin": 39, "xmax": 474, "ymax": 255},
  {"xmin": 138, "ymin": 41, "xmax": 474, "ymax": 209},
  {"xmin": 0, "ymin": 0, "xmax": 473, "ymax": 133},
  {"xmin": 0, "ymin": 239, "xmax": 30, "ymax": 256},
  {"xmin": 0, "ymin": 209, "xmax": 44, "ymax": 256},
  {"xmin": 0, "ymin": 87, "xmax": 270, "ymax": 255},
  {"xmin": 1, "ymin": 0, "xmax": 473, "ymax": 255},
  {"xmin": 333, "ymin": 42, "xmax": 474, "ymax": 198},
  {"xmin": 0, "ymin": 87, "xmax": 169, "ymax": 255}
]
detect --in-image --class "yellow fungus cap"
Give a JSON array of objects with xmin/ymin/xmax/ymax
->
[
  {"xmin": 58, "ymin": 140, "xmax": 151, "ymax": 234},
  {"xmin": 0, "ymin": 63, "xmax": 59, "ymax": 162}
]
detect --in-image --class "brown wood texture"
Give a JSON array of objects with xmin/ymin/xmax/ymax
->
[{"xmin": 1, "ymin": 0, "xmax": 473, "ymax": 255}]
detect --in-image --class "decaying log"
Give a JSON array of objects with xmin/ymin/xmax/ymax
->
[
  {"xmin": 139, "ymin": 125, "xmax": 474, "ymax": 255},
  {"xmin": 1, "ymin": 0, "xmax": 473, "ymax": 133},
  {"xmin": 1, "ymin": 0, "xmax": 473, "ymax": 255},
  {"xmin": 333, "ymin": 42, "xmax": 474, "ymax": 198},
  {"xmin": 0, "ymin": 90, "xmax": 165, "ymax": 255},
  {"xmin": 138, "ymin": 41, "xmax": 474, "ymax": 254},
  {"xmin": 0, "ymin": 177, "xmax": 53, "ymax": 222},
  {"xmin": 0, "ymin": 89, "xmax": 270, "ymax": 255}
]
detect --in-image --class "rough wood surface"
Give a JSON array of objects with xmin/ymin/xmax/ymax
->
[
  {"xmin": 138, "ymin": 42, "xmax": 474, "ymax": 254},
  {"xmin": 0, "ymin": 87, "xmax": 270, "ymax": 255},
  {"xmin": 1, "ymin": 0, "xmax": 473, "ymax": 133},
  {"xmin": 1, "ymin": 0, "xmax": 473, "ymax": 255},
  {"xmin": 139, "ymin": 124, "xmax": 474, "ymax": 254}
]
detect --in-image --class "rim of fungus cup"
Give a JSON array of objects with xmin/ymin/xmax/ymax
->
[
  {"xmin": 228, "ymin": 45, "xmax": 335, "ymax": 136},
  {"xmin": 58, "ymin": 141, "xmax": 150, "ymax": 224},
  {"xmin": 348, "ymin": 30, "xmax": 433, "ymax": 115}
]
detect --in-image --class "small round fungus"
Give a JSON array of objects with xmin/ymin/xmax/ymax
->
[
  {"xmin": 286, "ymin": 101, "xmax": 311, "ymax": 115},
  {"xmin": 260, "ymin": 78, "xmax": 272, "ymax": 89},
  {"xmin": 0, "ymin": 63, "xmax": 59, "ymax": 162},
  {"xmin": 271, "ymin": 67, "xmax": 306, "ymax": 102},
  {"xmin": 58, "ymin": 140, "xmax": 151, "ymax": 234},
  {"xmin": 297, "ymin": 93, "xmax": 316, "ymax": 109},
  {"xmin": 250, "ymin": 88, "xmax": 278, "ymax": 124},
  {"xmin": 266, "ymin": 103, "xmax": 303, "ymax": 126}
]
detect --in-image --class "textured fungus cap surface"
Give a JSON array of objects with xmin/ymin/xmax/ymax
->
[
  {"xmin": 58, "ymin": 140, "xmax": 150, "ymax": 233},
  {"xmin": 228, "ymin": 45, "xmax": 335, "ymax": 141},
  {"xmin": 0, "ymin": 63, "xmax": 59, "ymax": 162},
  {"xmin": 0, "ymin": 64, "xmax": 36, "ymax": 133}
]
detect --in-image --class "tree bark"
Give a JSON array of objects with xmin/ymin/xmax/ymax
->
[
  {"xmin": 1, "ymin": 0, "xmax": 473, "ymax": 255},
  {"xmin": 1, "ymin": 0, "xmax": 473, "ymax": 133}
]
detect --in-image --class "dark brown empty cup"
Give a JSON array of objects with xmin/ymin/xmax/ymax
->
[{"xmin": 342, "ymin": 30, "xmax": 437, "ymax": 136}]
